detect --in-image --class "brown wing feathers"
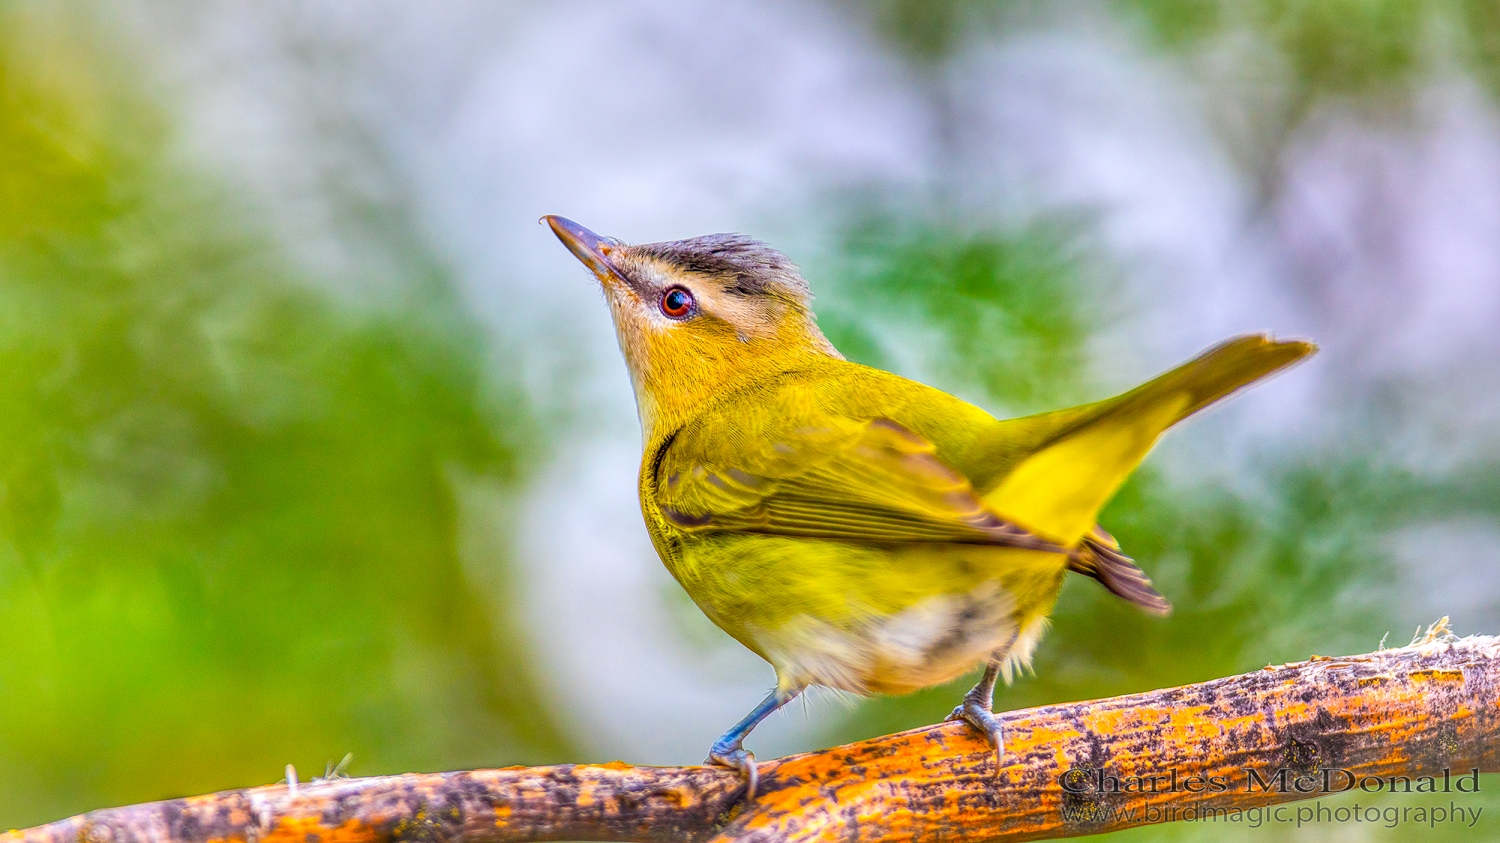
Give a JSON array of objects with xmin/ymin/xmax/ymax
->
[{"xmin": 1067, "ymin": 528, "xmax": 1172, "ymax": 615}]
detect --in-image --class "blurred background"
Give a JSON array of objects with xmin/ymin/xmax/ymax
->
[{"xmin": 4, "ymin": 1, "xmax": 1500, "ymax": 839}]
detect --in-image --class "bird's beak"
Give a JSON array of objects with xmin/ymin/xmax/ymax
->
[{"xmin": 542, "ymin": 215, "xmax": 627, "ymax": 289}]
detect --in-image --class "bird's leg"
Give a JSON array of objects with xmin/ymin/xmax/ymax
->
[
  {"xmin": 946, "ymin": 660, "xmax": 1005, "ymax": 770},
  {"xmin": 707, "ymin": 688, "xmax": 798, "ymax": 801}
]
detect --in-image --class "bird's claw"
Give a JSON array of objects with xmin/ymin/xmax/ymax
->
[
  {"xmin": 947, "ymin": 700, "xmax": 1005, "ymax": 771},
  {"xmin": 707, "ymin": 745, "xmax": 759, "ymax": 801}
]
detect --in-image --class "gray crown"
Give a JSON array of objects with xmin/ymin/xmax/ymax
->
[{"xmin": 635, "ymin": 234, "xmax": 811, "ymax": 301}]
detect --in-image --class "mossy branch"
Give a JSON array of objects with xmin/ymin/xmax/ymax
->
[{"xmin": 7, "ymin": 631, "xmax": 1498, "ymax": 843}]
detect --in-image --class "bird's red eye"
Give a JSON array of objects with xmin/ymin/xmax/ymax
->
[{"xmin": 660, "ymin": 286, "xmax": 695, "ymax": 318}]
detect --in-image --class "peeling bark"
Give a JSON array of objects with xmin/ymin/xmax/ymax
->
[{"xmin": 7, "ymin": 635, "xmax": 1498, "ymax": 843}]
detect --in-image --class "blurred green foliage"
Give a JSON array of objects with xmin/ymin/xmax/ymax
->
[
  {"xmin": 0, "ymin": 14, "xmax": 565, "ymax": 828},
  {"xmin": 826, "ymin": 217, "xmax": 1097, "ymax": 413},
  {"xmin": 5, "ymin": 1, "xmax": 1500, "ymax": 840},
  {"xmin": 865, "ymin": 0, "xmax": 969, "ymax": 65},
  {"xmin": 874, "ymin": 0, "xmax": 1500, "ymax": 102},
  {"xmin": 1464, "ymin": 0, "xmax": 1500, "ymax": 96},
  {"xmin": 1255, "ymin": 0, "xmax": 1428, "ymax": 96},
  {"xmin": 870, "ymin": 0, "xmax": 1500, "ymax": 181},
  {"xmin": 1127, "ymin": 0, "xmax": 1432, "ymax": 96}
]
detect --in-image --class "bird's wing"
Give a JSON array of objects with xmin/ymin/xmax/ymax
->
[
  {"xmin": 653, "ymin": 411, "xmax": 1061, "ymax": 550},
  {"xmin": 1066, "ymin": 528, "xmax": 1171, "ymax": 615}
]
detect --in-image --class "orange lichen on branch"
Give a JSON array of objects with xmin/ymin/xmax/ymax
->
[{"xmin": 7, "ymin": 632, "xmax": 1499, "ymax": 843}]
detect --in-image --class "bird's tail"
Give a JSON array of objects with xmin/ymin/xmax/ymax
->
[{"xmin": 983, "ymin": 334, "xmax": 1316, "ymax": 547}]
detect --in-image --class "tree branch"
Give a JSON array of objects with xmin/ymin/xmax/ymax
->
[{"xmin": 7, "ymin": 632, "xmax": 1498, "ymax": 843}]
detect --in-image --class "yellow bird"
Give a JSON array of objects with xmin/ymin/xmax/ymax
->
[{"xmin": 544, "ymin": 215, "xmax": 1314, "ymax": 796}]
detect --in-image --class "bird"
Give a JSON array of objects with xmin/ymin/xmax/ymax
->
[{"xmin": 543, "ymin": 214, "xmax": 1315, "ymax": 798}]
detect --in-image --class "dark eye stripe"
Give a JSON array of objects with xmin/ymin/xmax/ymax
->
[{"xmin": 660, "ymin": 286, "xmax": 695, "ymax": 318}]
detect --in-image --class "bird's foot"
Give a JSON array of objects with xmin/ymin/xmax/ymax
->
[
  {"xmin": 707, "ymin": 742, "xmax": 759, "ymax": 801},
  {"xmin": 946, "ymin": 699, "xmax": 1005, "ymax": 771}
]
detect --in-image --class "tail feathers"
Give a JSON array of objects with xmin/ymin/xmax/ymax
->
[
  {"xmin": 1067, "ymin": 528, "xmax": 1171, "ymax": 615},
  {"xmin": 984, "ymin": 334, "xmax": 1315, "ymax": 547},
  {"xmin": 1110, "ymin": 334, "xmax": 1316, "ymax": 429}
]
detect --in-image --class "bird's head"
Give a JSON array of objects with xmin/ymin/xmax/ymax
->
[{"xmin": 544, "ymin": 215, "xmax": 841, "ymax": 433}]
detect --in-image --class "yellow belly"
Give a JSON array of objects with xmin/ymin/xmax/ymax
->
[{"xmin": 664, "ymin": 534, "xmax": 1069, "ymax": 695}]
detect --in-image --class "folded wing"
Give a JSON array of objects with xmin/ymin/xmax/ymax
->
[{"xmin": 655, "ymin": 413, "xmax": 1060, "ymax": 551}]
